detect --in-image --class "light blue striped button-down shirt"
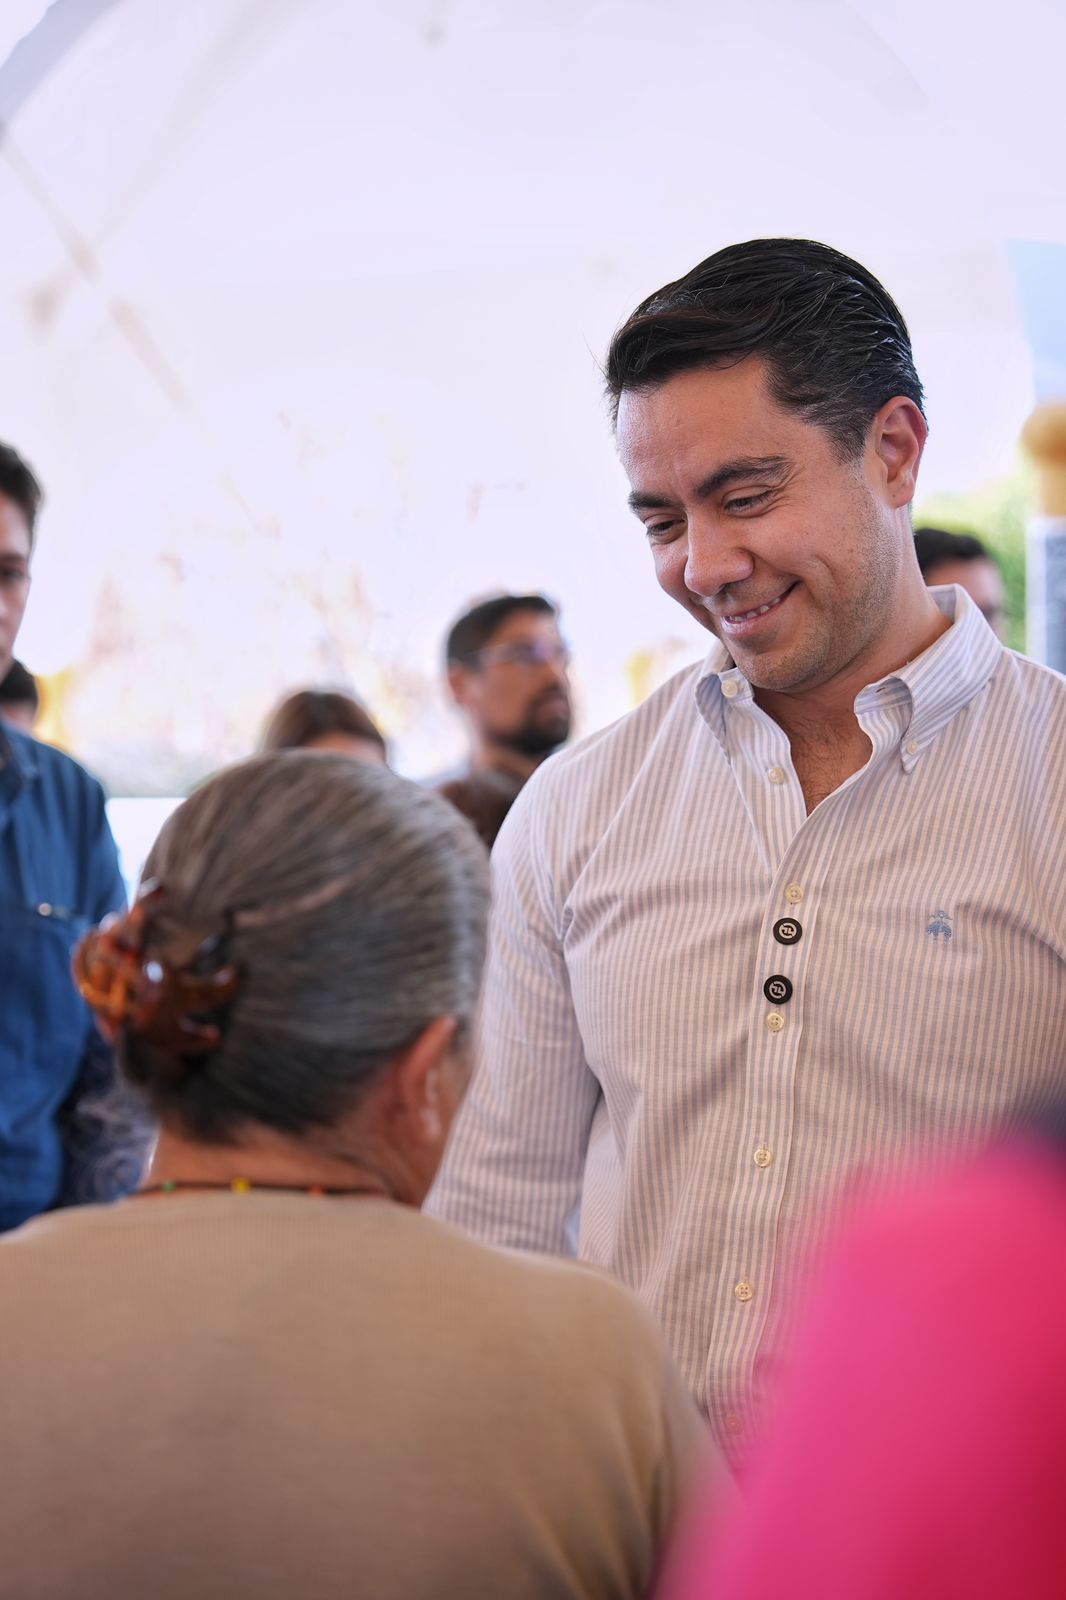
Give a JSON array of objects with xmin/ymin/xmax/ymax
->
[{"xmin": 429, "ymin": 587, "xmax": 1066, "ymax": 1456}]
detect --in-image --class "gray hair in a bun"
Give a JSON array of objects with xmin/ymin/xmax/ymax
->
[{"xmin": 129, "ymin": 752, "xmax": 490, "ymax": 1142}]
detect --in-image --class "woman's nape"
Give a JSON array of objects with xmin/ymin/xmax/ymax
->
[{"xmin": 147, "ymin": 1011, "xmax": 469, "ymax": 1208}]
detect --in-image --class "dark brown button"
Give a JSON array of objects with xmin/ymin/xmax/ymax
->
[
  {"xmin": 763, "ymin": 974, "xmax": 793, "ymax": 1005},
  {"xmin": 772, "ymin": 917, "xmax": 802, "ymax": 945}
]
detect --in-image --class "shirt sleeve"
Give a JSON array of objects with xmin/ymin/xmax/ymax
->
[
  {"xmin": 427, "ymin": 775, "xmax": 602, "ymax": 1254},
  {"xmin": 56, "ymin": 778, "xmax": 155, "ymax": 1206}
]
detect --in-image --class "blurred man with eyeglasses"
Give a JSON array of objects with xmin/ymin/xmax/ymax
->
[{"xmin": 436, "ymin": 594, "xmax": 572, "ymax": 846}]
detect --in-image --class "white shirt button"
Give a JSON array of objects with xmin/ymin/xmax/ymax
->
[
  {"xmin": 754, "ymin": 1146, "xmax": 773, "ymax": 1168},
  {"xmin": 785, "ymin": 883, "xmax": 804, "ymax": 905},
  {"xmin": 905, "ymin": 739, "xmax": 919, "ymax": 756},
  {"xmin": 765, "ymin": 1011, "xmax": 785, "ymax": 1033},
  {"xmin": 734, "ymin": 1280, "xmax": 754, "ymax": 1303},
  {"xmin": 724, "ymin": 1412, "xmax": 744, "ymax": 1435},
  {"xmin": 722, "ymin": 680, "xmax": 740, "ymax": 699},
  {"xmin": 767, "ymin": 766, "xmax": 787, "ymax": 785}
]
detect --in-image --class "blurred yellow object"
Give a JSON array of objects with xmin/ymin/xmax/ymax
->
[
  {"xmin": 32, "ymin": 666, "xmax": 76, "ymax": 751},
  {"xmin": 1021, "ymin": 403, "xmax": 1066, "ymax": 516},
  {"xmin": 624, "ymin": 649, "xmax": 656, "ymax": 709}
]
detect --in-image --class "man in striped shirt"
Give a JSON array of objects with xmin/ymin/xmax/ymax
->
[{"xmin": 428, "ymin": 239, "xmax": 1066, "ymax": 1462}]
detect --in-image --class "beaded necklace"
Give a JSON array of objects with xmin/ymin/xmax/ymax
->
[{"xmin": 137, "ymin": 1179, "xmax": 383, "ymax": 1199}]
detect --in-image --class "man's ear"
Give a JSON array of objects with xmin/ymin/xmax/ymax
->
[
  {"xmin": 446, "ymin": 662, "xmax": 472, "ymax": 710},
  {"xmin": 870, "ymin": 396, "xmax": 927, "ymax": 509}
]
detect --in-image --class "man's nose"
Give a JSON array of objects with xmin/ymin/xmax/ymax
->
[
  {"xmin": 683, "ymin": 518, "xmax": 756, "ymax": 600},
  {"xmin": 544, "ymin": 654, "xmax": 569, "ymax": 689}
]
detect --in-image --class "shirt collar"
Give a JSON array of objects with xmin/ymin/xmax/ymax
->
[
  {"xmin": 859, "ymin": 585, "xmax": 1003, "ymax": 769},
  {"xmin": 696, "ymin": 639, "xmax": 750, "ymax": 702},
  {"xmin": 0, "ymin": 720, "xmax": 40, "ymax": 785},
  {"xmin": 696, "ymin": 584, "xmax": 1003, "ymax": 768}
]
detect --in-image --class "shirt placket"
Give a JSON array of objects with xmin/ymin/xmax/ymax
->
[
  {"xmin": 706, "ymin": 681, "xmax": 911, "ymax": 1455},
  {"xmin": 705, "ymin": 685, "xmax": 807, "ymax": 1446}
]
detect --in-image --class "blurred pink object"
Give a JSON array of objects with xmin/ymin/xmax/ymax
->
[{"xmin": 664, "ymin": 1141, "xmax": 1066, "ymax": 1599}]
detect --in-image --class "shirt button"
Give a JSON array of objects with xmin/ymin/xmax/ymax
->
[
  {"xmin": 785, "ymin": 883, "xmax": 804, "ymax": 905},
  {"xmin": 905, "ymin": 739, "xmax": 919, "ymax": 755},
  {"xmin": 722, "ymin": 679, "xmax": 740, "ymax": 699},
  {"xmin": 765, "ymin": 1011, "xmax": 785, "ymax": 1033},
  {"xmin": 754, "ymin": 1146, "xmax": 773, "ymax": 1168},
  {"xmin": 772, "ymin": 917, "xmax": 803, "ymax": 945},
  {"xmin": 724, "ymin": 1413, "xmax": 744, "ymax": 1435},
  {"xmin": 763, "ymin": 974, "xmax": 793, "ymax": 1005},
  {"xmin": 767, "ymin": 766, "xmax": 787, "ymax": 785},
  {"xmin": 734, "ymin": 1280, "xmax": 754, "ymax": 1303}
]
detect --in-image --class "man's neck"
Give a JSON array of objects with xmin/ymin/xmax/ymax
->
[{"xmin": 471, "ymin": 741, "xmax": 543, "ymax": 784}]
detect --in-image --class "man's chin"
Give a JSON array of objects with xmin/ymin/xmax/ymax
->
[
  {"xmin": 500, "ymin": 723, "xmax": 571, "ymax": 760},
  {"xmin": 736, "ymin": 642, "xmax": 840, "ymax": 698},
  {"xmin": 540, "ymin": 716, "xmax": 572, "ymax": 749}
]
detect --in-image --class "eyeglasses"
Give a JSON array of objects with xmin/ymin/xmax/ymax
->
[{"xmin": 464, "ymin": 640, "xmax": 571, "ymax": 671}]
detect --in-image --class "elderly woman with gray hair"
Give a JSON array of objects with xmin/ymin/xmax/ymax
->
[{"xmin": 0, "ymin": 753, "xmax": 716, "ymax": 1600}]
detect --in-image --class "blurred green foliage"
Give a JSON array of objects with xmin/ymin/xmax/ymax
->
[{"xmin": 914, "ymin": 461, "xmax": 1031, "ymax": 652}]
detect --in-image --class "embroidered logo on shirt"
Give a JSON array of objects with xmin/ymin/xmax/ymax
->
[{"xmin": 926, "ymin": 909, "xmax": 953, "ymax": 941}]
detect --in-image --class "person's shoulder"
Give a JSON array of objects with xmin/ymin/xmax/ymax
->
[
  {"xmin": 992, "ymin": 647, "xmax": 1066, "ymax": 705},
  {"xmin": 986, "ymin": 651, "xmax": 1066, "ymax": 786},
  {"xmin": 507, "ymin": 1247, "xmax": 675, "ymax": 1350},
  {"xmin": 0, "ymin": 1200, "xmax": 119, "ymax": 1285},
  {"xmin": 421, "ymin": 1210, "xmax": 675, "ymax": 1363},
  {"xmin": 7, "ymin": 728, "xmax": 108, "ymax": 804}
]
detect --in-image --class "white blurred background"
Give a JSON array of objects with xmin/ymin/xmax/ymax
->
[{"xmin": 1, "ymin": 0, "xmax": 1064, "ymax": 851}]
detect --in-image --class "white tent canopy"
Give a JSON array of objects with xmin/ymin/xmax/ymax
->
[{"xmin": 1, "ymin": 0, "xmax": 1062, "ymax": 786}]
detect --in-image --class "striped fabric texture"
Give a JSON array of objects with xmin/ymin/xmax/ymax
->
[{"xmin": 428, "ymin": 587, "xmax": 1066, "ymax": 1460}]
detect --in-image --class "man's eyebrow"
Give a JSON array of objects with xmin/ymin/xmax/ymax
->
[{"xmin": 627, "ymin": 456, "xmax": 790, "ymax": 513}]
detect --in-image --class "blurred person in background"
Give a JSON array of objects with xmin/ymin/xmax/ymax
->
[
  {"xmin": 437, "ymin": 768, "xmax": 523, "ymax": 851},
  {"xmin": 0, "ymin": 657, "xmax": 40, "ymax": 733},
  {"xmin": 914, "ymin": 525, "xmax": 1006, "ymax": 638},
  {"xmin": 261, "ymin": 686, "xmax": 388, "ymax": 764},
  {"xmin": 430, "ymin": 238, "xmax": 1066, "ymax": 1471},
  {"xmin": 1, "ymin": 753, "xmax": 719, "ymax": 1599},
  {"xmin": 0, "ymin": 440, "xmax": 151, "ymax": 1233},
  {"xmin": 436, "ymin": 593, "xmax": 572, "ymax": 846},
  {"xmin": 664, "ymin": 1119, "xmax": 1066, "ymax": 1599}
]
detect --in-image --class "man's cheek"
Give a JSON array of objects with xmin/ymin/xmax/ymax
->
[{"xmin": 653, "ymin": 550, "xmax": 681, "ymax": 596}]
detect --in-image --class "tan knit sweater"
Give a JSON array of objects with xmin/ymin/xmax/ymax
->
[{"xmin": 0, "ymin": 1193, "xmax": 716, "ymax": 1599}]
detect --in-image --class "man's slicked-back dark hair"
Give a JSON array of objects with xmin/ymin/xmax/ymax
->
[
  {"xmin": 445, "ymin": 593, "xmax": 558, "ymax": 666},
  {"xmin": 0, "ymin": 441, "xmax": 43, "ymax": 536},
  {"xmin": 605, "ymin": 238, "xmax": 924, "ymax": 458}
]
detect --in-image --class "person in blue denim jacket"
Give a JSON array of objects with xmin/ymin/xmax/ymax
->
[{"xmin": 0, "ymin": 441, "xmax": 153, "ymax": 1232}]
